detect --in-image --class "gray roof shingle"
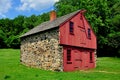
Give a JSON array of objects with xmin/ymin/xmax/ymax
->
[{"xmin": 21, "ymin": 10, "xmax": 81, "ymax": 37}]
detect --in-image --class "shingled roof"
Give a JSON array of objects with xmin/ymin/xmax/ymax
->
[{"xmin": 21, "ymin": 10, "xmax": 81, "ymax": 38}]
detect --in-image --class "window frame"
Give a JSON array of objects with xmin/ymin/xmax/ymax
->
[
  {"xmin": 88, "ymin": 28, "xmax": 91, "ymax": 39},
  {"xmin": 90, "ymin": 52, "xmax": 93, "ymax": 63},
  {"xmin": 67, "ymin": 49, "xmax": 71, "ymax": 61},
  {"xmin": 69, "ymin": 21, "xmax": 74, "ymax": 34}
]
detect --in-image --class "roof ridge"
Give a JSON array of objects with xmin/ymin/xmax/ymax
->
[{"xmin": 21, "ymin": 10, "xmax": 81, "ymax": 38}]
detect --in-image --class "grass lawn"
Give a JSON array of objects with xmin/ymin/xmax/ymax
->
[{"xmin": 0, "ymin": 49, "xmax": 120, "ymax": 80}]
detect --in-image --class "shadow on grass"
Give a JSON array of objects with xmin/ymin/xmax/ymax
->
[{"xmin": 4, "ymin": 75, "xmax": 11, "ymax": 79}]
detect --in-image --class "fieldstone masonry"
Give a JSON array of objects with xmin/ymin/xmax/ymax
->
[{"xmin": 20, "ymin": 28, "xmax": 63, "ymax": 71}]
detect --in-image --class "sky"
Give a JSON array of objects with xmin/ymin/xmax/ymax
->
[{"xmin": 0, "ymin": 0, "xmax": 59, "ymax": 19}]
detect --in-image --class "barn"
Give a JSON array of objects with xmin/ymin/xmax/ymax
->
[{"xmin": 20, "ymin": 10, "xmax": 97, "ymax": 71}]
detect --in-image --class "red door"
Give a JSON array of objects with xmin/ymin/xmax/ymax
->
[
  {"xmin": 63, "ymin": 47, "xmax": 73, "ymax": 71},
  {"xmin": 73, "ymin": 50, "xmax": 82, "ymax": 70},
  {"xmin": 82, "ymin": 51, "xmax": 89, "ymax": 69}
]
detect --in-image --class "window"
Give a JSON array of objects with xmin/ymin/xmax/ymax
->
[
  {"xmin": 88, "ymin": 28, "xmax": 91, "ymax": 39},
  {"xmin": 80, "ymin": 13, "xmax": 82, "ymax": 20},
  {"xmin": 90, "ymin": 52, "xmax": 93, "ymax": 63},
  {"xmin": 69, "ymin": 21, "xmax": 74, "ymax": 34},
  {"xmin": 67, "ymin": 49, "xmax": 71, "ymax": 61}
]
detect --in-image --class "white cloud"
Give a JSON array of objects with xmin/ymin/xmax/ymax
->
[
  {"xmin": 0, "ymin": 0, "xmax": 12, "ymax": 18},
  {"xmin": 0, "ymin": 13, "xmax": 6, "ymax": 18},
  {"xmin": 16, "ymin": 0, "xmax": 59, "ymax": 11}
]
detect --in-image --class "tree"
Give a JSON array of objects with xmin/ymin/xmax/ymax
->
[
  {"xmin": 106, "ymin": 0, "xmax": 120, "ymax": 57},
  {"xmin": 0, "ymin": 29, "xmax": 6, "ymax": 48},
  {"xmin": 0, "ymin": 12, "xmax": 49, "ymax": 48}
]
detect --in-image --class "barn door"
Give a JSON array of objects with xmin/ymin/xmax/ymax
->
[
  {"xmin": 82, "ymin": 51, "xmax": 89, "ymax": 69},
  {"xmin": 74, "ymin": 50, "xmax": 81, "ymax": 70},
  {"xmin": 63, "ymin": 47, "xmax": 73, "ymax": 71}
]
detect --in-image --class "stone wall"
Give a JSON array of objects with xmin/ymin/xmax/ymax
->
[{"xmin": 20, "ymin": 28, "xmax": 63, "ymax": 71}]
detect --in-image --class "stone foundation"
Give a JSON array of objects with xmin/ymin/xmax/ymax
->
[{"xmin": 20, "ymin": 28, "xmax": 63, "ymax": 71}]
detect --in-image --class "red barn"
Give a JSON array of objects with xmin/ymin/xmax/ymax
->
[{"xmin": 20, "ymin": 10, "xmax": 97, "ymax": 71}]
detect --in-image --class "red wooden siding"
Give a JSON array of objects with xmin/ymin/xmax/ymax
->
[
  {"xmin": 63, "ymin": 46, "xmax": 95, "ymax": 71},
  {"xmin": 59, "ymin": 11, "xmax": 97, "ymax": 49},
  {"xmin": 59, "ymin": 10, "xmax": 96, "ymax": 71}
]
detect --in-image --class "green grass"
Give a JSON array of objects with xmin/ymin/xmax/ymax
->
[{"xmin": 0, "ymin": 49, "xmax": 120, "ymax": 80}]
